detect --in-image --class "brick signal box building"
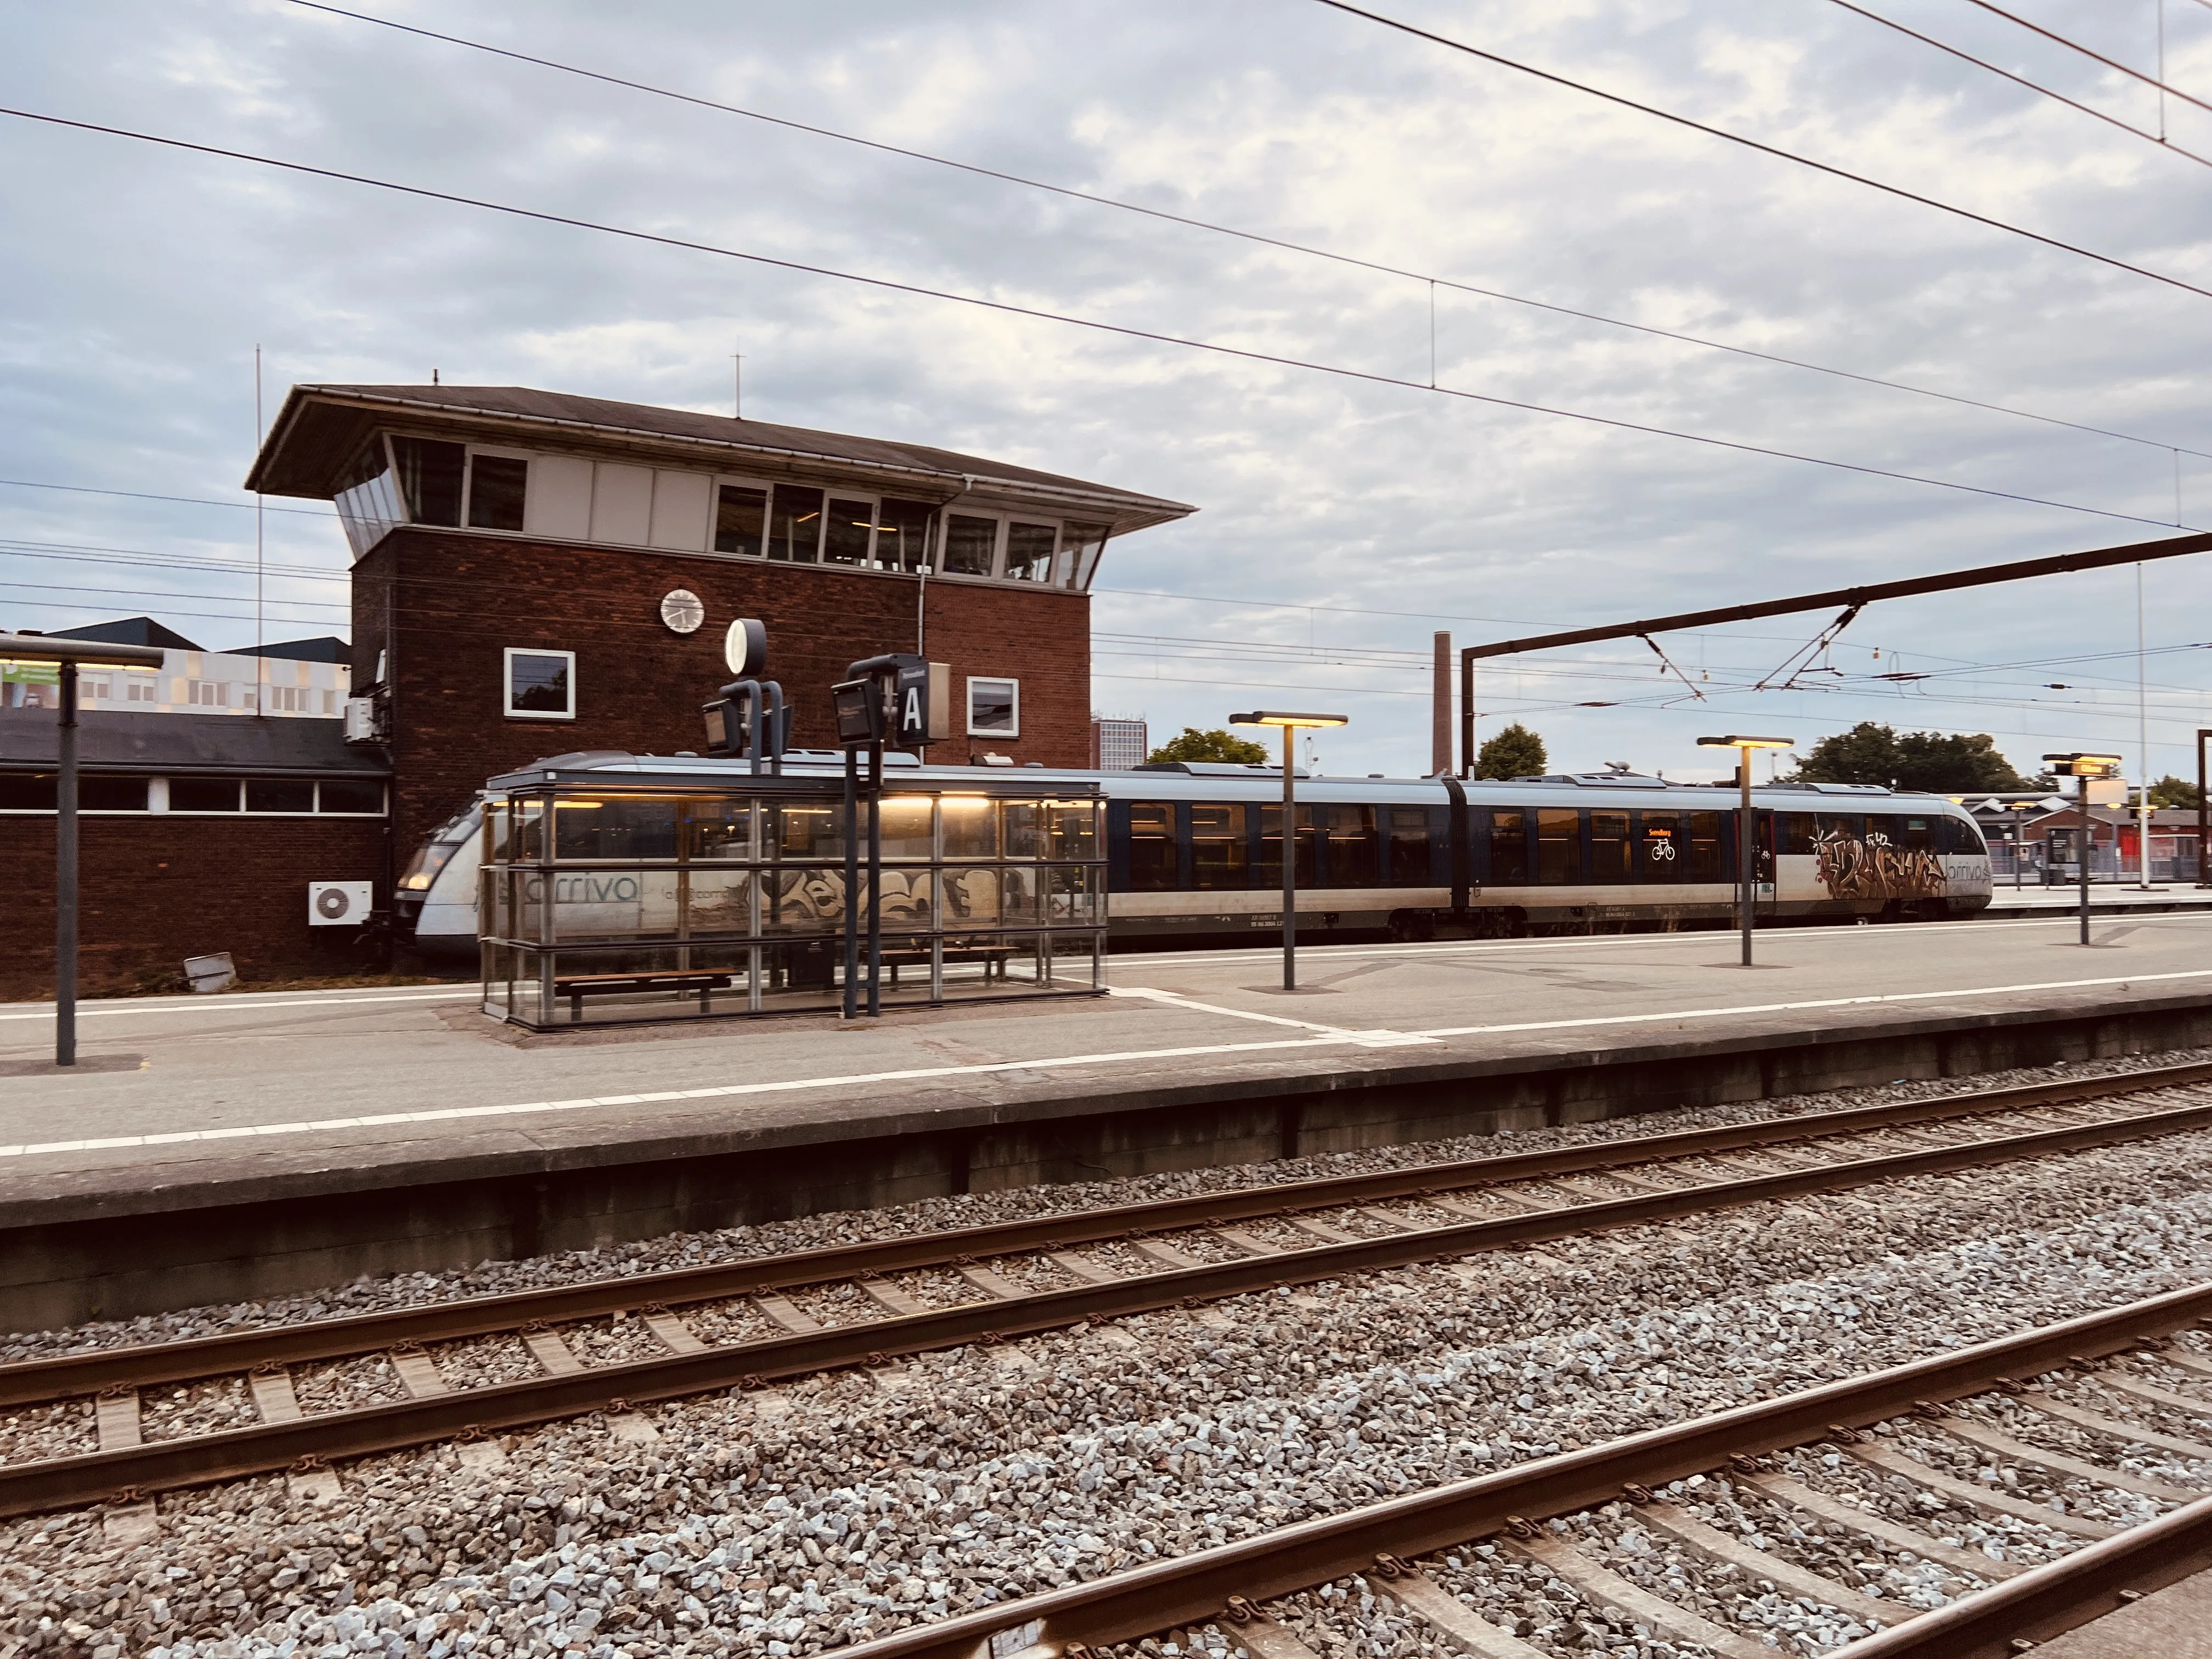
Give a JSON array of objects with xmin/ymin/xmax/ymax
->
[{"xmin": 247, "ymin": 385, "xmax": 1195, "ymax": 867}]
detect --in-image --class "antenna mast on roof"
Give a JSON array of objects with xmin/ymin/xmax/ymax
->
[{"xmin": 732, "ymin": 345, "xmax": 743, "ymax": 420}]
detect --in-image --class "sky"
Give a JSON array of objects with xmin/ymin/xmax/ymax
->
[{"xmin": 3, "ymin": 0, "xmax": 2210, "ymax": 785}]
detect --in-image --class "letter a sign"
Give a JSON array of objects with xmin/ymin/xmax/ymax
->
[{"xmin": 894, "ymin": 660, "xmax": 951, "ymax": 750}]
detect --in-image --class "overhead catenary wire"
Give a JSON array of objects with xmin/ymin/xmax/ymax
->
[
  {"xmin": 1962, "ymin": 0, "xmax": 2212, "ymax": 116},
  {"xmin": 1, "ymin": 106, "xmax": 2201, "ymax": 540},
  {"xmin": 1310, "ymin": 0, "xmax": 2212, "ymax": 303},
  {"xmin": 1826, "ymin": 0, "xmax": 2212, "ymax": 168},
  {"xmin": 292, "ymin": 0, "xmax": 2212, "ymax": 463}
]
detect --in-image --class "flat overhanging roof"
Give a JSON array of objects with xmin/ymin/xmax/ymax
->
[{"xmin": 246, "ymin": 384, "xmax": 1199, "ymax": 537}]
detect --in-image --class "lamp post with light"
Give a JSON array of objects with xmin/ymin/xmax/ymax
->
[
  {"xmin": 1698, "ymin": 735, "xmax": 1795, "ymax": 967},
  {"xmin": 2045, "ymin": 753, "xmax": 2123, "ymax": 946},
  {"xmin": 0, "ymin": 630, "xmax": 166, "ymax": 1066},
  {"xmin": 1231, "ymin": 710, "xmax": 1348, "ymax": 991}
]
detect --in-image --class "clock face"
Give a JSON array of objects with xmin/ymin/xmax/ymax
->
[{"xmin": 659, "ymin": 589, "xmax": 705, "ymax": 635}]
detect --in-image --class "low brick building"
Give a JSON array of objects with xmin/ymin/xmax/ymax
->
[
  {"xmin": 0, "ymin": 709, "xmax": 390, "ymax": 998},
  {"xmin": 248, "ymin": 383, "xmax": 1195, "ymax": 867}
]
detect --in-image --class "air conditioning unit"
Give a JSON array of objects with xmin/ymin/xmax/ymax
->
[
  {"xmin": 342, "ymin": 697, "xmax": 382, "ymax": 744},
  {"xmin": 309, "ymin": 881, "xmax": 375, "ymax": 926}
]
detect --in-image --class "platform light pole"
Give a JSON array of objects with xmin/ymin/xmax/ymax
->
[
  {"xmin": 0, "ymin": 630, "xmax": 165, "ymax": 1066},
  {"xmin": 1231, "ymin": 709, "xmax": 1348, "ymax": 991},
  {"xmin": 2197, "ymin": 728, "xmax": 2210, "ymax": 888},
  {"xmin": 2046, "ymin": 753, "xmax": 2123, "ymax": 946},
  {"xmin": 1699, "ymin": 735, "xmax": 1795, "ymax": 967}
]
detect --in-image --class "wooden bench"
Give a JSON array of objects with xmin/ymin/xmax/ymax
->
[
  {"xmin": 874, "ymin": 947, "xmax": 1012, "ymax": 988},
  {"xmin": 552, "ymin": 969, "xmax": 735, "ymax": 1022}
]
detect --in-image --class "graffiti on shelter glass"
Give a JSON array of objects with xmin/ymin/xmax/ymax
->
[{"xmin": 1813, "ymin": 830, "xmax": 1945, "ymax": 900}]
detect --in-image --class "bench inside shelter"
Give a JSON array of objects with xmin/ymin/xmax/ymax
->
[{"xmin": 553, "ymin": 969, "xmax": 735, "ymax": 1022}]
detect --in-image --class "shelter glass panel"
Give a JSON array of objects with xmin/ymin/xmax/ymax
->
[
  {"xmin": 1048, "ymin": 865, "xmax": 1101, "ymax": 924},
  {"xmin": 943, "ymin": 867, "xmax": 1002, "ymax": 929},
  {"xmin": 554, "ymin": 797, "xmax": 679, "ymax": 861},
  {"xmin": 713, "ymin": 485, "xmax": 768, "ymax": 556},
  {"xmin": 1002, "ymin": 800, "xmax": 1046, "ymax": 860},
  {"xmin": 1126, "ymin": 802, "xmax": 1176, "ymax": 890},
  {"xmin": 943, "ymin": 796, "xmax": 1000, "ymax": 859},
  {"xmin": 1048, "ymin": 800, "xmax": 1099, "ymax": 861},
  {"xmin": 770, "ymin": 802, "xmax": 845, "ymax": 861},
  {"xmin": 879, "ymin": 795, "xmax": 934, "ymax": 860},
  {"xmin": 1590, "ymin": 811, "xmax": 1630, "ymax": 883},
  {"xmin": 1190, "ymin": 803, "xmax": 1248, "ymax": 889},
  {"xmin": 1536, "ymin": 808, "xmax": 1581, "ymax": 884},
  {"xmin": 685, "ymin": 799, "xmax": 753, "ymax": 861}
]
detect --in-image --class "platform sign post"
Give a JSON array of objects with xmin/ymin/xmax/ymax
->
[
  {"xmin": 2007, "ymin": 801, "xmax": 2037, "ymax": 890},
  {"xmin": 0, "ymin": 631, "xmax": 164, "ymax": 1066},
  {"xmin": 2198, "ymin": 729, "xmax": 2210, "ymax": 889},
  {"xmin": 1699, "ymin": 736, "xmax": 1793, "ymax": 967},
  {"xmin": 1232, "ymin": 710, "xmax": 1348, "ymax": 992},
  {"xmin": 2045, "ymin": 754, "xmax": 2122, "ymax": 946}
]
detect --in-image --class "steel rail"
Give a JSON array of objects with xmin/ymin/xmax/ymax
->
[
  {"xmin": 9, "ymin": 1059, "xmax": 2208, "ymax": 1408},
  {"xmin": 1827, "ymin": 1489, "xmax": 2212, "ymax": 1658},
  {"xmin": 826, "ymin": 1280, "xmax": 2212, "ymax": 1659},
  {"xmin": 3, "ymin": 1094, "xmax": 2210, "ymax": 1520}
]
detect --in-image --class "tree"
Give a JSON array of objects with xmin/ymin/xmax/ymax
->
[
  {"xmin": 1786, "ymin": 721, "xmax": 2028, "ymax": 792},
  {"xmin": 1473, "ymin": 722, "xmax": 1548, "ymax": 780},
  {"xmin": 1147, "ymin": 726, "xmax": 1269, "ymax": 765},
  {"xmin": 2147, "ymin": 774, "xmax": 2203, "ymax": 809}
]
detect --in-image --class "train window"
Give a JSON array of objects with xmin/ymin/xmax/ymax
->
[
  {"xmin": 1387, "ymin": 807, "xmax": 1431, "ymax": 884},
  {"xmin": 1780, "ymin": 812, "xmax": 1819, "ymax": 855},
  {"xmin": 1190, "ymin": 804, "xmax": 1249, "ymax": 889},
  {"xmin": 1590, "ymin": 811, "xmax": 1630, "ymax": 883},
  {"xmin": 1323, "ymin": 805, "xmax": 1378, "ymax": 888},
  {"xmin": 1899, "ymin": 817, "xmax": 1935, "ymax": 852},
  {"xmin": 1637, "ymin": 811, "xmax": 1683, "ymax": 881},
  {"xmin": 1488, "ymin": 808, "xmax": 1529, "ymax": 885},
  {"xmin": 1536, "ymin": 808, "xmax": 1581, "ymax": 884},
  {"xmin": 1939, "ymin": 816, "xmax": 1983, "ymax": 854},
  {"xmin": 246, "ymin": 779, "xmax": 315, "ymax": 814},
  {"xmin": 943, "ymin": 797, "xmax": 1000, "ymax": 859},
  {"xmin": 1258, "ymin": 804, "xmax": 1319, "ymax": 888},
  {"xmin": 1816, "ymin": 812, "xmax": 1864, "ymax": 848},
  {"xmin": 1687, "ymin": 811, "xmax": 1724, "ymax": 881},
  {"xmin": 1127, "ymin": 802, "xmax": 1177, "ymax": 891}
]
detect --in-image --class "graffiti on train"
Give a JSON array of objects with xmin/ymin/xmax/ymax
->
[{"xmin": 1813, "ymin": 830, "xmax": 1946, "ymax": 900}]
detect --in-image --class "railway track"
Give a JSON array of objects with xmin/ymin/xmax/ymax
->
[
  {"xmin": 830, "ymin": 1282, "xmax": 2212, "ymax": 1659},
  {"xmin": 6, "ymin": 1058, "xmax": 2212, "ymax": 1524}
]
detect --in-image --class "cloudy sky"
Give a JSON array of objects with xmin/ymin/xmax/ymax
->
[{"xmin": 4, "ymin": 0, "xmax": 2209, "ymax": 783}]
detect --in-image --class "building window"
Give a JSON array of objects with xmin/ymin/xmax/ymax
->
[
  {"xmin": 186, "ymin": 680, "xmax": 228, "ymax": 707},
  {"xmin": 823, "ymin": 496, "xmax": 875, "ymax": 565},
  {"xmin": 1004, "ymin": 522, "xmax": 1058, "ymax": 583},
  {"xmin": 967, "ymin": 676, "xmax": 1019, "ymax": 738},
  {"xmin": 126, "ymin": 680, "xmax": 157, "ymax": 703},
  {"xmin": 505, "ymin": 648, "xmax": 576, "ymax": 720},
  {"xmin": 874, "ymin": 498, "xmax": 935, "ymax": 572},
  {"xmin": 767, "ymin": 485, "xmax": 824, "ymax": 562},
  {"xmin": 391, "ymin": 436, "xmax": 465, "ymax": 527},
  {"xmin": 0, "ymin": 775, "xmax": 148, "ymax": 810},
  {"xmin": 714, "ymin": 484, "xmax": 768, "ymax": 556},
  {"xmin": 246, "ymin": 778, "xmax": 316, "ymax": 814},
  {"xmin": 943, "ymin": 514, "xmax": 998, "ymax": 576},
  {"xmin": 467, "ymin": 454, "xmax": 529, "ymax": 531},
  {"xmin": 318, "ymin": 779, "xmax": 386, "ymax": 815},
  {"xmin": 1062, "ymin": 522, "xmax": 1109, "ymax": 589},
  {"xmin": 170, "ymin": 777, "xmax": 242, "ymax": 812}
]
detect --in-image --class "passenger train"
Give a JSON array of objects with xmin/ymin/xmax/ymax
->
[{"xmin": 397, "ymin": 750, "xmax": 1994, "ymax": 960}]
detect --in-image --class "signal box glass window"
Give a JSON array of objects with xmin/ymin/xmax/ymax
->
[
  {"xmin": 1126, "ymin": 803, "xmax": 1176, "ymax": 891},
  {"xmin": 824, "ymin": 497, "xmax": 874, "ymax": 566},
  {"xmin": 714, "ymin": 485, "xmax": 768, "ymax": 557},
  {"xmin": 1004, "ymin": 522, "xmax": 1057, "ymax": 583},
  {"xmin": 170, "ymin": 777, "xmax": 241, "ymax": 812},
  {"xmin": 391, "ymin": 437, "xmax": 465, "ymax": 527},
  {"xmin": 943, "ymin": 514, "xmax": 998, "ymax": 576},
  {"xmin": 1061, "ymin": 522, "xmax": 1108, "ymax": 589},
  {"xmin": 767, "ymin": 485, "xmax": 823, "ymax": 562},
  {"xmin": 466, "ymin": 455, "xmax": 528, "ymax": 531},
  {"xmin": 967, "ymin": 677, "xmax": 1019, "ymax": 738},
  {"xmin": 506, "ymin": 648, "xmax": 576, "ymax": 721},
  {"xmin": 874, "ymin": 499, "xmax": 935, "ymax": 572}
]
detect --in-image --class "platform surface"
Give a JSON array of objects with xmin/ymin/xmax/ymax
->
[{"xmin": 3, "ymin": 909, "xmax": 2210, "ymax": 1216}]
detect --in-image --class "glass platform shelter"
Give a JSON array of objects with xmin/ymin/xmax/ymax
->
[{"xmin": 477, "ymin": 755, "xmax": 1105, "ymax": 1028}]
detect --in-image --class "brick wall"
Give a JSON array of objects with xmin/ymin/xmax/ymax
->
[
  {"xmin": 0, "ymin": 815, "xmax": 390, "ymax": 999},
  {"xmin": 359, "ymin": 529, "xmax": 1091, "ymax": 858}
]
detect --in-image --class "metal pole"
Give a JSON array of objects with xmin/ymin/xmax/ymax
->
[
  {"xmin": 866, "ymin": 740, "xmax": 882, "ymax": 1017},
  {"xmin": 1282, "ymin": 724, "xmax": 1297, "ymax": 991},
  {"xmin": 1739, "ymin": 759, "xmax": 1754, "ymax": 967},
  {"xmin": 56, "ymin": 660, "xmax": 78, "ymax": 1068},
  {"xmin": 2198, "ymin": 727, "xmax": 2209, "ymax": 888},
  {"xmin": 842, "ymin": 747, "xmax": 859, "ymax": 1019},
  {"xmin": 2079, "ymin": 771, "xmax": 2092, "ymax": 946}
]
